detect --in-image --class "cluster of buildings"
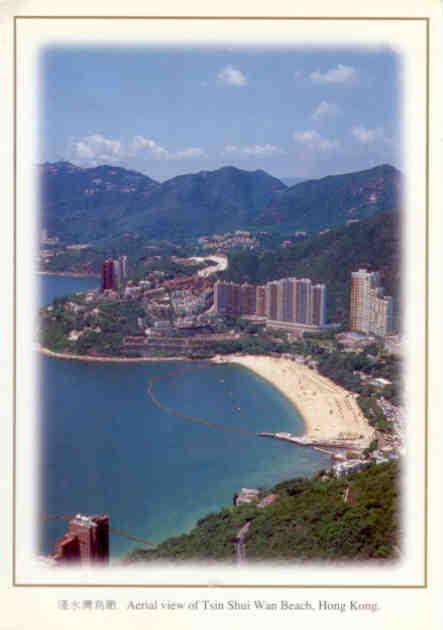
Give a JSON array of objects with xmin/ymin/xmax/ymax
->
[
  {"xmin": 101, "ymin": 255, "xmax": 128, "ymax": 291},
  {"xmin": 234, "ymin": 487, "xmax": 279, "ymax": 509},
  {"xmin": 349, "ymin": 269, "xmax": 394, "ymax": 337},
  {"xmin": 50, "ymin": 513, "xmax": 109, "ymax": 565},
  {"xmin": 214, "ymin": 277, "xmax": 327, "ymax": 333},
  {"xmin": 213, "ymin": 268, "xmax": 394, "ymax": 338},
  {"xmin": 171, "ymin": 286, "xmax": 214, "ymax": 317},
  {"xmin": 197, "ymin": 230, "xmax": 258, "ymax": 251},
  {"xmin": 333, "ymin": 444, "xmax": 400, "ymax": 479}
]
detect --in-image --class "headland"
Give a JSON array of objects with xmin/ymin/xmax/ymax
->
[{"xmin": 37, "ymin": 345, "xmax": 192, "ymax": 363}]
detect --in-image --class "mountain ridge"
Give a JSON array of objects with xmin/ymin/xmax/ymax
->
[{"xmin": 40, "ymin": 162, "xmax": 401, "ymax": 244}]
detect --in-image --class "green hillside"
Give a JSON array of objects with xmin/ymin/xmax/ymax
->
[
  {"xmin": 222, "ymin": 209, "xmax": 401, "ymax": 325},
  {"xmin": 127, "ymin": 461, "xmax": 399, "ymax": 564},
  {"xmin": 259, "ymin": 164, "xmax": 400, "ymax": 232},
  {"xmin": 40, "ymin": 162, "xmax": 400, "ymax": 244}
]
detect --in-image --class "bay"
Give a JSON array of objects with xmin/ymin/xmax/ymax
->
[
  {"xmin": 39, "ymin": 275, "xmax": 330, "ymax": 560},
  {"xmin": 38, "ymin": 273, "xmax": 99, "ymax": 307}
]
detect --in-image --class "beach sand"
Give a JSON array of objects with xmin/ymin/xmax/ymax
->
[
  {"xmin": 214, "ymin": 354, "xmax": 373, "ymax": 442},
  {"xmin": 38, "ymin": 345, "xmax": 373, "ymax": 442}
]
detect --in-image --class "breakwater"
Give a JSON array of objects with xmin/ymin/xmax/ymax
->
[{"xmin": 146, "ymin": 363, "xmax": 260, "ymax": 438}]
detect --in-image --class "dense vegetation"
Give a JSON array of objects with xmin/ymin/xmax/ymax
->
[
  {"xmin": 39, "ymin": 296, "xmax": 147, "ymax": 357},
  {"xmin": 43, "ymin": 236, "xmax": 193, "ymax": 275},
  {"xmin": 222, "ymin": 209, "xmax": 401, "ymax": 325},
  {"xmin": 194, "ymin": 331, "xmax": 400, "ymax": 409},
  {"xmin": 40, "ymin": 162, "xmax": 400, "ymax": 245},
  {"xmin": 41, "ymin": 162, "xmax": 285, "ymax": 244},
  {"xmin": 260, "ymin": 163, "xmax": 400, "ymax": 232},
  {"xmin": 127, "ymin": 461, "xmax": 399, "ymax": 563}
]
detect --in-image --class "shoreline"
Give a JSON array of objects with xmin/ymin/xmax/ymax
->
[
  {"xmin": 37, "ymin": 345, "xmax": 194, "ymax": 363},
  {"xmin": 37, "ymin": 271, "xmax": 100, "ymax": 278},
  {"xmin": 213, "ymin": 354, "xmax": 373, "ymax": 442},
  {"xmin": 38, "ymin": 345, "xmax": 373, "ymax": 442}
]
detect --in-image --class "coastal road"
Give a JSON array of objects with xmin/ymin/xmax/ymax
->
[
  {"xmin": 233, "ymin": 522, "xmax": 251, "ymax": 566},
  {"xmin": 188, "ymin": 255, "xmax": 228, "ymax": 277}
]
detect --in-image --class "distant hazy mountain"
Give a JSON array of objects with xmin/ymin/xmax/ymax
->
[{"xmin": 40, "ymin": 162, "xmax": 401, "ymax": 243}]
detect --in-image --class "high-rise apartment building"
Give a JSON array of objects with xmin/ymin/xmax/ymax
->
[
  {"xmin": 265, "ymin": 281, "xmax": 279, "ymax": 320},
  {"xmin": 256, "ymin": 286, "xmax": 266, "ymax": 316},
  {"xmin": 214, "ymin": 281, "xmax": 238, "ymax": 316},
  {"xmin": 101, "ymin": 256, "xmax": 128, "ymax": 291},
  {"xmin": 294, "ymin": 279, "xmax": 313, "ymax": 324},
  {"xmin": 276, "ymin": 278, "xmax": 295, "ymax": 322},
  {"xmin": 119, "ymin": 255, "xmax": 128, "ymax": 282},
  {"xmin": 213, "ymin": 281, "xmax": 253, "ymax": 316},
  {"xmin": 238, "ymin": 283, "xmax": 256, "ymax": 315},
  {"xmin": 214, "ymin": 277, "xmax": 328, "ymax": 330},
  {"xmin": 52, "ymin": 513, "xmax": 109, "ymax": 565},
  {"xmin": 53, "ymin": 533, "xmax": 81, "ymax": 563},
  {"xmin": 369, "ymin": 288, "xmax": 394, "ymax": 337},
  {"xmin": 113, "ymin": 259, "xmax": 122, "ymax": 289},
  {"xmin": 101, "ymin": 259, "xmax": 115, "ymax": 291},
  {"xmin": 312, "ymin": 284, "xmax": 327, "ymax": 326},
  {"xmin": 350, "ymin": 269, "xmax": 380, "ymax": 332},
  {"xmin": 350, "ymin": 269, "xmax": 394, "ymax": 336}
]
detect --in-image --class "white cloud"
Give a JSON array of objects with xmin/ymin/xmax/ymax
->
[
  {"xmin": 311, "ymin": 101, "xmax": 340, "ymax": 121},
  {"xmin": 68, "ymin": 134, "xmax": 206, "ymax": 165},
  {"xmin": 132, "ymin": 136, "xmax": 206, "ymax": 160},
  {"xmin": 222, "ymin": 143, "xmax": 285, "ymax": 157},
  {"xmin": 173, "ymin": 147, "xmax": 206, "ymax": 160},
  {"xmin": 217, "ymin": 65, "xmax": 247, "ymax": 87},
  {"xmin": 351, "ymin": 125, "xmax": 387, "ymax": 145},
  {"xmin": 310, "ymin": 64, "xmax": 356, "ymax": 84},
  {"xmin": 129, "ymin": 135, "xmax": 169, "ymax": 158},
  {"xmin": 292, "ymin": 130, "xmax": 340, "ymax": 153},
  {"xmin": 68, "ymin": 134, "xmax": 125, "ymax": 166}
]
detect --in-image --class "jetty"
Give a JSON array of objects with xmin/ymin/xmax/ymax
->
[{"xmin": 258, "ymin": 431, "xmax": 369, "ymax": 457}]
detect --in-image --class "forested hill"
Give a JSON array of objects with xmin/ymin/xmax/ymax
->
[
  {"xmin": 221, "ymin": 209, "xmax": 401, "ymax": 325},
  {"xmin": 40, "ymin": 162, "xmax": 401, "ymax": 244},
  {"xmin": 40, "ymin": 162, "xmax": 286, "ymax": 243},
  {"xmin": 258, "ymin": 163, "xmax": 401, "ymax": 232},
  {"xmin": 127, "ymin": 461, "xmax": 399, "ymax": 564}
]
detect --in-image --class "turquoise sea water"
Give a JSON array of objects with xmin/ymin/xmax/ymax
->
[{"xmin": 39, "ymin": 275, "xmax": 330, "ymax": 558}]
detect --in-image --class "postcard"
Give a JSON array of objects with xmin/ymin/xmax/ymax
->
[{"xmin": 1, "ymin": 0, "xmax": 442, "ymax": 628}]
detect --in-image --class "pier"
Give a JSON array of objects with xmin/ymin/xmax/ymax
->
[
  {"xmin": 146, "ymin": 365, "xmax": 369, "ymax": 456},
  {"xmin": 258, "ymin": 432, "xmax": 368, "ymax": 455}
]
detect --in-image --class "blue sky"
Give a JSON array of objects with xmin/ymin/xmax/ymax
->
[{"xmin": 40, "ymin": 46, "xmax": 401, "ymax": 181}]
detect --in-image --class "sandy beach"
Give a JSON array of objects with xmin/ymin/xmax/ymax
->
[
  {"xmin": 214, "ymin": 354, "xmax": 373, "ymax": 442},
  {"xmin": 38, "ymin": 345, "xmax": 373, "ymax": 442}
]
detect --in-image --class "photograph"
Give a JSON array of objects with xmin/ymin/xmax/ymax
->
[
  {"xmin": 36, "ymin": 42, "xmax": 404, "ymax": 571},
  {"xmin": 4, "ymin": 2, "xmax": 443, "ymax": 627}
]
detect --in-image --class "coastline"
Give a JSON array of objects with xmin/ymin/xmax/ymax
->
[
  {"xmin": 37, "ymin": 345, "xmax": 193, "ymax": 363},
  {"xmin": 213, "ymin": 354, "xmax": 373, "ymax": 442},
  {"xmin": 37, "ymin": 344, "xmax": 373, "ymax": 442},
  {"xmin": 37, "ymin": 271, "xmax": 100, "ymax": 278}
]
